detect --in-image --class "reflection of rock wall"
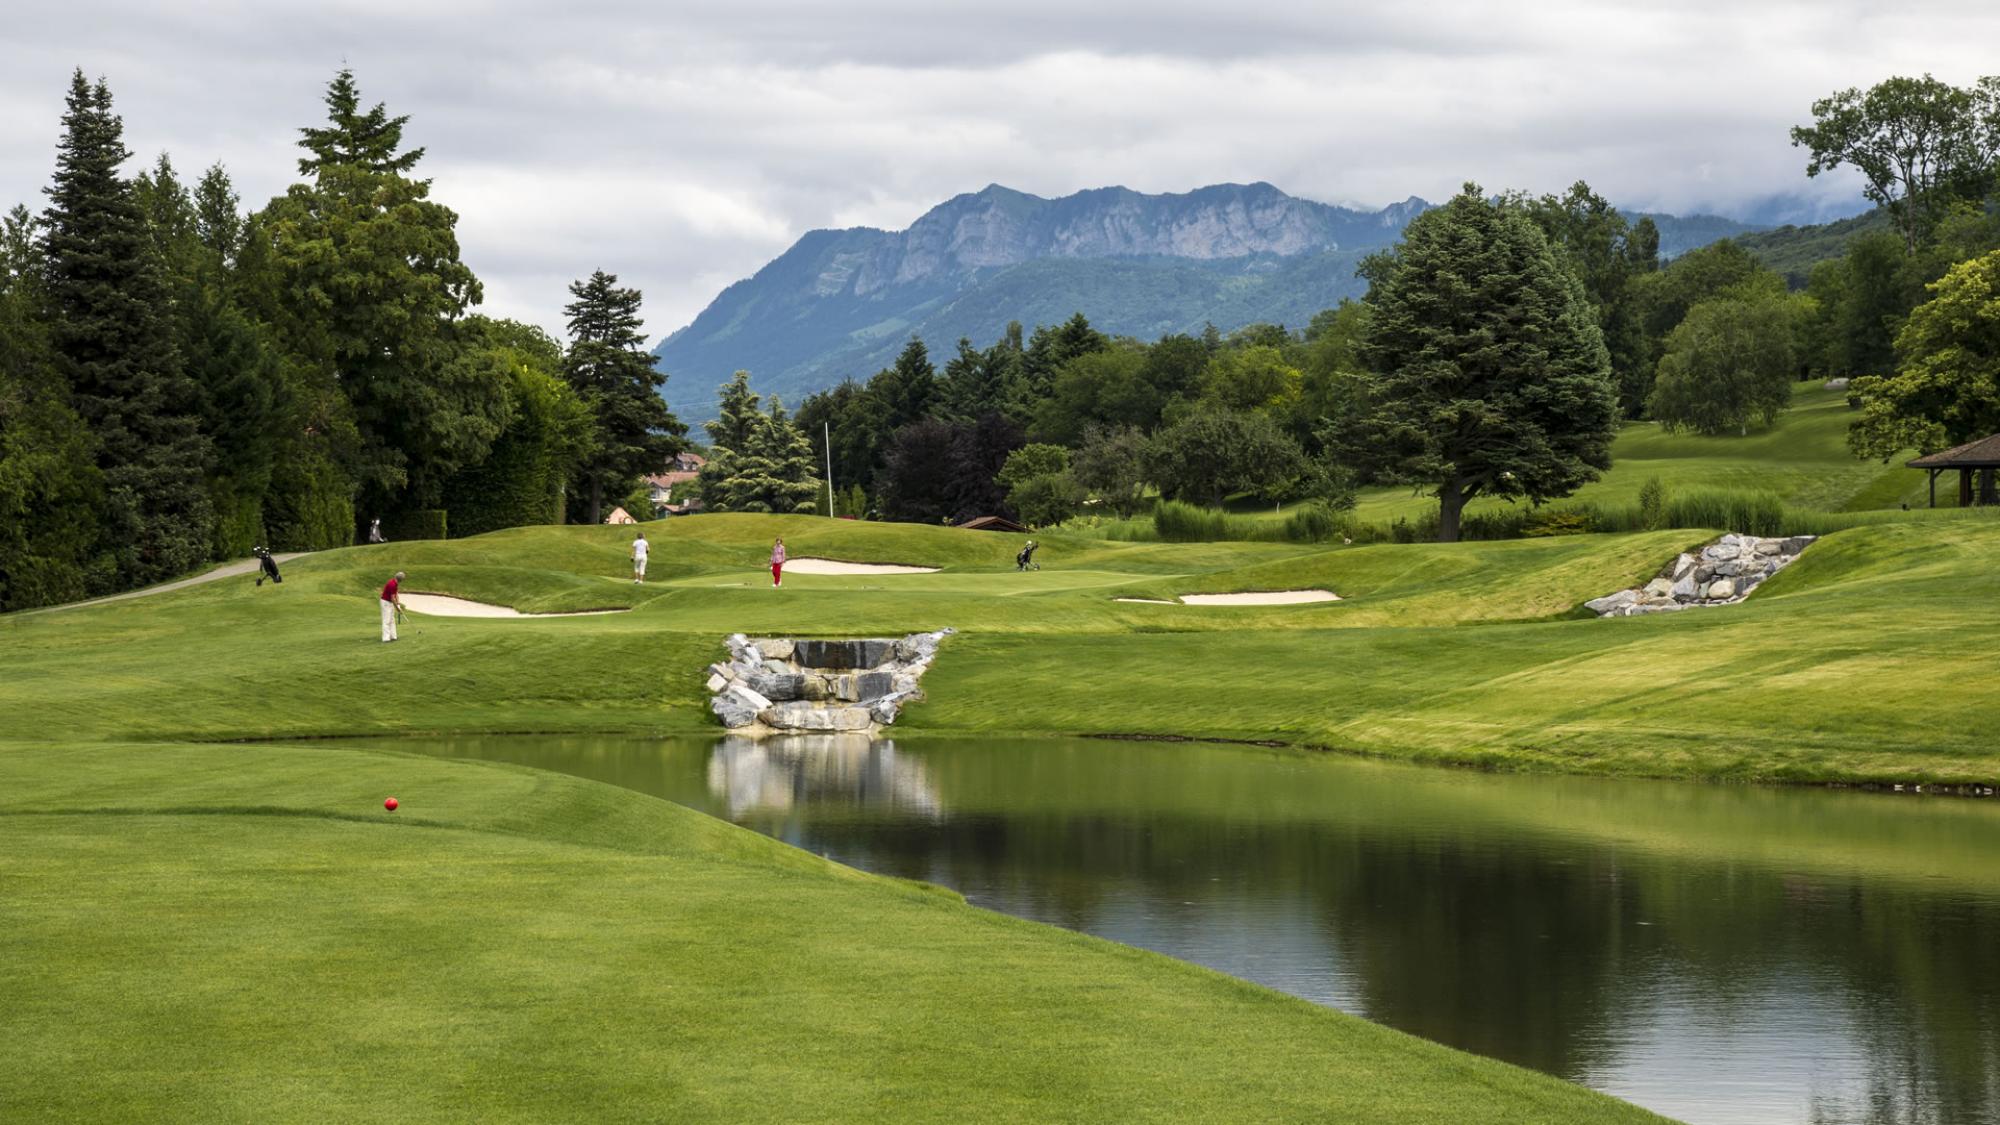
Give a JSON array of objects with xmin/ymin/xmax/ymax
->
[
  {"xmin": 706, "ymin": 630, "xmax": 953, "ymax": 732},
  {"xmin": 1586, "ymin": 534, "xmax": 1816, "ymax": 617},
  {"xmin": 705, "ymin": 735, "xmax": 942, "ymax": 818}
]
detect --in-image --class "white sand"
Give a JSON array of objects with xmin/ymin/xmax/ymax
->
[
  {"xmin": 1114, "ymin": 598, "xmax": 1177, "ymax": 605},
  {"xmin": 783, "ymin": 558, "xmax": 940, "ymax": 575},
  {"xmin": 1175, "ymin": 590, "xmax": 1341, "ymax": 606},
  {"xmin": 400, "ymin": 593, "xmax": 625, "ymax": 618}
]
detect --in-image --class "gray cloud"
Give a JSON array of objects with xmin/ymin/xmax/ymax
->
[{"xmin": 4, "ymin": 1, "xmax": 1994, "ymax": 345}]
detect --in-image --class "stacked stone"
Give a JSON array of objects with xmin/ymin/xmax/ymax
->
[
  {"xmin": 705, "ymin": 629, "xmax": 954, "ymax": 731},
  {"xmin": 1585, "ymin": 534, "xmax": 1816, "ymax": 617}
]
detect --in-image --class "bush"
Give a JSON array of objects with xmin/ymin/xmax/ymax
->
[
  {"xmin": 1638, "ymin": 477, "xmax": 1666, "ymax": 530},
  {"xmin": 1521, "ymin": 508, "xmax": 1594, "ymax": 537},
  {"xmin": 1283, "ymin": 502, "xmax": 1342, "ymax": 544}
]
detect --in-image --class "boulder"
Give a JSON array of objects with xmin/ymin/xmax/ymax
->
[
  {"xmin": 1706, "ymin": 578, "xmax": 1736, "ymax": 600},
  {"xmin": 1754, "ymin": 541, "xmax": 1781, "ymax": 556},
  {"xmin": 1671, "ymin": 574, "xmax": 1699, "ymax": 600},
  {"xmin": 795, "ymin": 638, "xmax": 895, "ymax": 670},
  {"xmin": 1643, "ymin": 577, "xmax": 1675, "ymax": 599},
  {"xmin": 710, "ymin": 690, "xmax": 763, "ymax": 728},
  {"xmin": 1670, "ymin": 553, "xmax": 1698, "ymax": 580},
  {"xmin": 724, "ymin": 682, "xmax": 772, "ymax": 713},
  {"xmin": 1702, "ymin": 544, "xmax": 1739, "ymax": 562},
  {"xmin": 1585, "ymin": 590, "xmax": 1640, "ymax": 615},
  {"xmin": 746, "ymin": 671, "xmax": 811, "ymax": 702},
  {"xmin": 761, "ymin": 659, "xmax": 791, "ymax": 676},
  {"xmin": 752, "ymin": 638, "xmax": 796, "ymax": 661},
  {"xmin": 1694, "ymin": 565, "xmax": 1716, "ymax": 583},
  {"xmin": 704, "ymin": 672, "xmax": 728, "ymax": 694},
  {"xmin": 1781, "ymin": 536, "xmax": 1815, "ymax": 556},
  {"xmin": 762, "ymin": 702, "xmax": 874, "ymax": 732},
  {"xmin": 856, "ymin": 671, "xmax": 896, "ymax": 701}
]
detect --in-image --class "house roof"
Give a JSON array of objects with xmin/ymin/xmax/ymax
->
[
  {"xmin": 643, "ymin": 471, "xmax": 700, "ymax": 489},
  {"xmin": 1908, "ymin": 434, "xmax": 2000, "ymax": 469},
  {"xmin": 956, "ymin": 515, "xmax": 1028, "ymax": 533}
]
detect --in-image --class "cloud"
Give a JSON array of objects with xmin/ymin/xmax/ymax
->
[{"xmin": 2, "ymin": 0, "xmax": 1994, "ymax": 342}]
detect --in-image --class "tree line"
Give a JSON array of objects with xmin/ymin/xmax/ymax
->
[
  {"xmin": 692, "ymin": 71, "xmax": 2000, "ymax": 538},
  {"xmin": 0, "ymin": 69, "xmax": 684, "ymax": 610}
]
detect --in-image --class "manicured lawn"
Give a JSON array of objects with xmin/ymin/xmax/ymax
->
[
  {"xmin": 0, "ymin": 740, "xmax": 1663, "ymax": 1124},
  {"xmin": 7, "ymin": 507, "xmax": 2000, "ymax": 1121}
]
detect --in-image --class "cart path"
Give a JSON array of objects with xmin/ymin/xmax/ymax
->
[{"xmin": 11, "ymin": 553, "xmax": 309, "ymax": 617}]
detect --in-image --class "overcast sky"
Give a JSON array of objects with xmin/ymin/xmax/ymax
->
[{"xmin": 3, "ymin": 1, "xmax": 1994, "ymax": 341}]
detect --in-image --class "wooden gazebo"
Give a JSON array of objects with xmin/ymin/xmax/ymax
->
[{"xmin": 1909, "ymin": 434, "xmax": 2000, "ymax": 507}]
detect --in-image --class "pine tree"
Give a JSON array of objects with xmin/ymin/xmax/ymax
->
[
  {"xmin": 697, "ymin": 380, "xmax": 820, "ymax": 513},
  {"xmin": 262, "ymin": 69, "xmax": 505, "ymax": 514},
  {"xmin": 193, "ymin": 163, "xmax": 242, "ymax": 264},
  {"xmin": 871, "ymin": 337, "xmax": 936, "ymax": 435},
  {"xmin": 561, "ymin": 269, "xmax": 684, "ymax": 522},
  {"xmin": 40, "ymin": 71, "xmax": 213, "ymax": 583},
  {"xmin": 298, "ymin": 68, "xmax": 425, "ymax": 177}
]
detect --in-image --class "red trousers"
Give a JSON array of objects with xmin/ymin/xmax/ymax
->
[{"xmin": 771, "ymin": 561, "xmax": 783, "ymax": 585}]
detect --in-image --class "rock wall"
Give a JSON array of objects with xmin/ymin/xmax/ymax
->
[
  {"xmin": 706, "ymin": 630, "xmax": 954, "ymax": 733},
  {"xmin": 1586, "ymin": 534, "xmax": 1816, "ymax": 617}
]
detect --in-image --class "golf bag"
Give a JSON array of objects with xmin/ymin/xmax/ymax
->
[
  {"xmin": 1015, "ymin": 541, "xmax": 1040, "ymax": 571},
  {"xmin": 254, "ymin": 547, "xmax": 283, "ymax": 586}
]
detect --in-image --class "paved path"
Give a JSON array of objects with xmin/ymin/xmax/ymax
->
[{"xmin": 12, "ymin": 553, "xmax": 308, "ymax": 617}]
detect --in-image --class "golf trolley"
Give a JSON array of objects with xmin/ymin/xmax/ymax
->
[{"xmin": 1015, "ymin": 540, "xmax": 1040, "ymax": 571}]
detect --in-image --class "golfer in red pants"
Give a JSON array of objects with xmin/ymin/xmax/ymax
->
[{"xmin": 770, "ymin": 536, "xmax": 786, "ymax": 588}]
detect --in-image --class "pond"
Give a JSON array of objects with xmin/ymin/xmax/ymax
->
[{"xmin": 400, "ymin": 733, "xmax": 2000, "ymax": 1125}]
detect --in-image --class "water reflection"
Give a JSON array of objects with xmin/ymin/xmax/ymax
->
[
  {"xmin": 705, "ymin": 734, "xmax": 942, "ymax": 819},
  {"xmin": 390, "ymin": 733, "xmax": 2000, "ymax": 1125}
]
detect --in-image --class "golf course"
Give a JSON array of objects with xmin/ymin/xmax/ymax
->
[{"xmin": 5, "ymin": 454, "xmax": 2000, "ymax": 1122}]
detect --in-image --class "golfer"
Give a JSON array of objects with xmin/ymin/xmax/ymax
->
[
  {"xmin": 380, "ymin": 570, "xmax": 404, "ymax": 643},
  {"xmin": 631, "ymin": 531, "xmax": 649, "ymax": 584},
  {"xmin": 367, "ymin": 518, "xmax": 386, "ymax": 544},
  {"xmin": 770, "ymin": 536, "xmax": 786, "ymax": 588}
]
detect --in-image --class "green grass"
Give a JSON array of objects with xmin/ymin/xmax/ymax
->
[
  {"xmin": 1349, "ymin": 383, "xmax": 1942, "ymax": 526},
  {"xmin": 0, "ymin": 739, "xmax": 1662, "ymax": 1124},
  {"xmin": 10, "ymin": 506, "xmax": 2000, "ymax": 1121}
]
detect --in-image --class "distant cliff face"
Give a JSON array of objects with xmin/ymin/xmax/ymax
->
[{"xmin": 653, "ymin": 183, "xmax": 1755, "ymax": 420}]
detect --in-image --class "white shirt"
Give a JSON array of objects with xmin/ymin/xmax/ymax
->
[{"xmin": 633, "ymin": 538, "xmax": 649, "ymax": 562}]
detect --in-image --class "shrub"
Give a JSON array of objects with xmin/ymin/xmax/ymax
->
[
  {"xmin": 1638, "ymin": 476, "xmax": 1666, "ymax": 530},
  {"xmin": 1283, "ymin": 502, "xmax": 1342, "ymax": 544},
  {"xmin": 1521, "ymin": 508, "xmax": 1594, "ymax": 537}
]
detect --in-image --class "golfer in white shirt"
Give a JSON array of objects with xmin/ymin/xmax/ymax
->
[{"xmin": 631, "ymin": 532, "xmax": 649, "ymax": 584}]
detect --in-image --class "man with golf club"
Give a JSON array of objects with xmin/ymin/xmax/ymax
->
[{"xmin": 380, "ymin": 570, "xmax": 405, "ymax": 643}]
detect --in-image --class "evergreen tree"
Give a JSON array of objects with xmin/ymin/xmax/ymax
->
[
  {"xmin": 561, "ymin": 269, "xmax": 684, "ymax": 523},
  {"xmin": 871, "ymin": 336, "xmax": 937, "ymax": 434},
  {"xmin": 696, "ymin": 378, "xmax": 819, "ymax": 513},
  {"xmin": 793, "ymin": 377, "xmax": 878, "ymax": 501},
  {"xmin": 1355, "ymin": 184, "xmax": 1617, "ymax": 542},
  {"xmin": 39, "ymin": 71, "xmax": 213, "ymax": 583},
  {"xmin": 261, "ymin": 69, "xmax": 507, "ymax": 514},
  {"xmin": 297, "ymin": 68, "xmax": 425, "ymax": 177},
  {"xmin": 193, "ymin": 163, "xmax": 242, "ymax": 264}
]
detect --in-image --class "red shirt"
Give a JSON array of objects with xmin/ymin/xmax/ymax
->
[{"xmin": 381, "ymin": 578, "xmax": 399, "ymax": 601}]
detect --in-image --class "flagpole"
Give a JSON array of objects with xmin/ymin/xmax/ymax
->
[{"xmin": 824, "ymin": 422, "xmax": 834, "ymax": 517}]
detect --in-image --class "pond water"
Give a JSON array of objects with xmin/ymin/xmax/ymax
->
[{"xmin": 399, "ymin": 733, "xmax": 2000, "ymax": 1125}]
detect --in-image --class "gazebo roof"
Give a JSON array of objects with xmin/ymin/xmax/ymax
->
[{"xmin": 1908, "ymin": 434, "xmax": 2000, "ymax": 469}]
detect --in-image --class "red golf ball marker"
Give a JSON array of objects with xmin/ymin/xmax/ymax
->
[{"xmin": 384, "ymin": 797, "xmax": 398, "ymax": 811}]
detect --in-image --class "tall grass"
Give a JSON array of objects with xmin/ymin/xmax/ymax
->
[{"xmin": 1059, "ymin": 489, "xmax": 2000, "ymax": 545}]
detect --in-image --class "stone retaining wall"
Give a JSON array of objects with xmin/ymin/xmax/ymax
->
[
  {"xmin": 1586, "ymin": 534, "xmax": 1816, "ymax": 617},
  {"xmin": 706, "ymin": 629, "xmax": 954, "ymax": 732}
]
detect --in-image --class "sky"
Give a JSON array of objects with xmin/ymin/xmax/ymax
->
[{"xmin": 3, "ymin": 1, "xmax": 1994, "ymax": 343}]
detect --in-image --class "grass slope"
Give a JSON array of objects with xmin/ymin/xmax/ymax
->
[
  {"xmin": 1347, "ymin": 384, "xmax": 1934, "ymax": 525},
  {"xmin": 0, "ymin": 740, "xmax": 1661, "ymax": 1124},
  {"xmin": 8, "ymin": 507, "xmax": 1999, "ymax": 1121}
]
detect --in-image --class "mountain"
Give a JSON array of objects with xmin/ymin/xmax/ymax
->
[
  {"xmin": 653, "ymin": 183, "xmax": 1764, "ymax": 419},
  {"xmin": 1733, "ymin": 207, "xmax": 1894, "ymax": 286}
]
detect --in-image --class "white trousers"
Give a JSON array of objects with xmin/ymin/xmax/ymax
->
[{"xmin": 381, "ymin": 599, "xmax": 398, "ymax": 642}]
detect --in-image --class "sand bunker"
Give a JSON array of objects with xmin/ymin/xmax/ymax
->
[
  {"xmin": 1176, "ymin": 590, "xmax": 1341, "ymax": 606},
  {"xmin": 401, "ymin": 593, "xmax": 625, "ymax": 618},
  {"xmin": 783, "ymin": 558, "xmax": 940, "ymax": 575},
  {"xmin": 1114, "ymin": 597, "xmax": 1177, "ymax": 605}
]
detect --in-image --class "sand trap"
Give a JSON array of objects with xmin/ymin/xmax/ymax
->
[
  {"xmin": 1114, "ymin": 598, "xmax": 1177, "ymax": 605},
  {"xmin": 400, "ymin": 593, "xmax": 625, "ymax": 618},
  {"xmin": 1176, "ymin": 590, "xmax": 1341, "ymax": 606},
  {"xmin": 783, "ymin": 558, "xmax": 940, "ymax": 575}
]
